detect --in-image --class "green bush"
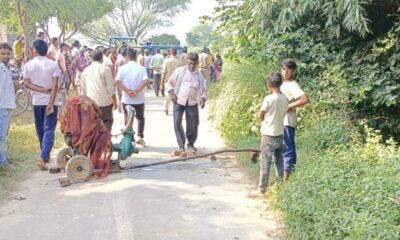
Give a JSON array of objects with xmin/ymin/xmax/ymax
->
[{"xmin": 277, "ymin": 129, "xmax": 400, "ymax": 240}]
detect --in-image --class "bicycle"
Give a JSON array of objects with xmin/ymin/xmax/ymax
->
[{"xmin": 11, "ymin": 67, "xmax": 32, "ymax": 117}]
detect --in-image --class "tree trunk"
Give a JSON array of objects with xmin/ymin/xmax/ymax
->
[
  {"xmin": 63, "ymin": 25, "xmax": 79, "ymax": 41},
  {"xmin": 16, "ymin": 0, "xmax": 30, "ymax": 62}
]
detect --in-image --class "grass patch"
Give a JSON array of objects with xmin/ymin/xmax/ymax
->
[
  {"xmin": 0, "ymin": 111, "xmax": 64, "ymax": 200},
  {"xmin": 277, "ymin": 136, "xmax": 400, "ymax": 239}
]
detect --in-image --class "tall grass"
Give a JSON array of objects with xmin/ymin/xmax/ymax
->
[
  {"xmin": 0, "ymin": 112, "xmax": 64, "ymax": 200},
  {"xmin": 208, "ymin": 60, "xmax": 278, "ymax": 179},
  {"xmin": 209, "ymin": 60, "xmax": 277, "ymax": 141}
]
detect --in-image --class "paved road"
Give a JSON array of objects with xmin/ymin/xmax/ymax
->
[{"xmin": 0, "ymin": 90, "xmax": 283, "ymax": 240}]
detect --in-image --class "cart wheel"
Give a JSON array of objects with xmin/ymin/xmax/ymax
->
[
  {"xmin": 66, "ymin": 155, "xmax": 93, "ymax": 183},
  {"xmin": 56, "ymin": 147, "xmax": 73, "ymax": 169}
]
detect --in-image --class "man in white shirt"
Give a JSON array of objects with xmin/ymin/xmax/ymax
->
[
  {"xmin": 70, "ymin": 40, "xmax": 81, "ymax": 90},
  {"xmin": 56, "ymin": 43, "xmax": 70, "ymax": 92},
  {"xmin": 144, "ymin": 50, "xmax": 153, "ymax": 89},
  {"xmin": 23, "ymin": 39, "xmax": 60, "ymax": 170},
  {"xmin": 115, "ymin": 48, "xmax": 149, "ymax": 146},
  {"xmin": 115, "ymin": 47, "xmax": 128, "ymax": 111},
  {"xmin": 47, "ymin": 37, "xmax": 59, "ymax": 61},
  {"xmin": 0, "ymin": 43, "xmax": 16, "ymax": 169},
  {"xmin": 149, "ymin": 48, "xmax": 164, "ymax": 96},
  {"xmin": 167, "ymin": 53, "xmax": 207, "ymax": 153},
  {"xmin": 70, "ymin": 41, "xmax": 81, "ymax": 59},
  {"xmin": 81, "ymin": 49, "xmax": 117, "ymax": 132}
]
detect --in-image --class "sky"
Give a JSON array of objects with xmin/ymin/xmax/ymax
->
[{"xmin": 145, "ymin": 0, "xmax": 218, "ymax": 44}]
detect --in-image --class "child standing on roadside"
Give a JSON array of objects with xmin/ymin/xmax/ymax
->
[
  {"xmin": 252, "ymin": 72, "xmax": 288, "ymax": 196},
  {"xmin": 280, "ymin": 59, "xmax": 309, "ymax": 179}
]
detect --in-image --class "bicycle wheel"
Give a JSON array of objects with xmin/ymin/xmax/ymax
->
[{"xmin": 11, "ymin": 88, "xmax": 30, "ymax": 116}]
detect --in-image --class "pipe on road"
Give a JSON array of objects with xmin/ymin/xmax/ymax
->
[{"xmin": 110, "ymin": 148, "xmax": 261, "ymax": 172}]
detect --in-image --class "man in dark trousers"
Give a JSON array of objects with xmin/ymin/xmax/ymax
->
[
  {"xmin": 167, "ymin": 53, "xmax": 207, "ymax": 153},
  {"xmin": 23, "ymin": 39, "xmax": 60, "ymax": 170},
  {"xmin": 115, "ymin": 48, "xmax": 149, "ymax": 146}
]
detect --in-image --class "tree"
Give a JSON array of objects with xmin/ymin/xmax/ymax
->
[
  {"xmin": 45, "ymin": 0, "xmax": 114, "ymax": 42},
  {"xmin": 0, "ymin": 0, "xmax": 113, "ymax": 60},
  {"xmin": 148, "ymin": 34, "xmax": 180, "ymax": 45},
  {"xmin": 0, "ymin": 1, "xmax": 21, "ymax": 34},
  {"xmin": 213, "ymin": 0, "xmax": 400, "ymax": 41},
  {"xmin": 81, "ymin": 0, "xmax": 191, "ymax": 45},
  {"xmin": 209, "ymin": 32, "xmax": 233, "ymax": 55},
  {"xmin": 1, "ymin": 0, "xmax": 48, "ymax": 61},
  {"xmin": 212, "ymin": 0, "xmax": 400, "ymax": 140},
  {"xmin": 185, "ymin": 23, "xmax": 214, "ymax": 49}
]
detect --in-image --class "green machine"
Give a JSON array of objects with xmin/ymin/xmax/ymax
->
[
  {"xmin": 57, "ymin": 106, "xmax": 139, "ymax": 182},
  {"xmin": 111, "ymin": 106, "xmax": 139, "ymax": 161}
]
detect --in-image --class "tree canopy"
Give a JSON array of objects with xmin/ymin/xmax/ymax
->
[
  {"xmin": 147, "ymin": 33, "xmax": 180, "ymax": 45},
  {"xmin": 0, "ymin": 0, "xmax": 113, "ymax": 42},
  {"xmin": 185, "ymin": 23, "xmax": 214, "ymax": 49},
  {"xmin": 212, "ymin": 0, "xmax": 400, "ymax": 140},
  {"xmin": 50, "ymin": 0, "xmax": 114, "ymax": 41},
  {"xmin": 81, "ymin": 0, "xmax": 191, "ymax": 44}
]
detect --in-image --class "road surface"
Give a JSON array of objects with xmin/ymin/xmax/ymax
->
[{"xmin": 0, "ymin": 90, "xmax": 284, "ymax": 240}]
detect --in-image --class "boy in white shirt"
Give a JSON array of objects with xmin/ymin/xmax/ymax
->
[
  {"xmin": 280, "ymin": 59, "xmax": 309, "ymax": 179},
  {"xmin": 255, "ymin": 73, "xmax": 288, "ymax": 196}
]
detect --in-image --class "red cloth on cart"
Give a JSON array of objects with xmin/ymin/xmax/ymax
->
[{"xmin": 60, "ymin": 95, "xmax": 111, "ymax": 178}]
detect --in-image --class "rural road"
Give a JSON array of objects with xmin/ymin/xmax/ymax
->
[{"xmin": 0, "ymin": 90, "xmax": 284, "ymax": 240}]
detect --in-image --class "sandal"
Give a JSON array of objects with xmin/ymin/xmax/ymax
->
[
  {"xmin": 36, "ymin": 159, "xmax": 48, "ymax": 171},
  {"xmin": 187, "ymin": 145, "xmax": 198, "ymax": 154},
  {"xmin": 136, "ymin": 138, "xmax": 146, "ymax": 146}
]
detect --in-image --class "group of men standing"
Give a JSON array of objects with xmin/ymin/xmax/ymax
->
[{"xmin": 1, "ymin": 37, "xmax": 211, "ymax": 171}]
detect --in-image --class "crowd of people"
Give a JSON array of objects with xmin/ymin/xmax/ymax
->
[
  {"xmin": 0, "ymin": 33, "xmax": 308, "ymax": 200},
  {"xmin": 0, "ymin": 32, "xmax": 222, "ymax": 172},
  {"xmin": 1, "ymin": 32, "xmax": 308, "ymax": 199}
]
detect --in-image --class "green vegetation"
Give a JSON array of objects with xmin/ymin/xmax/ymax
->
[
  {"xmin": 0, "ymin": 0, "xmax": 113, "ymax": 40},
  {"xmin": 213, "ymin": 0, "xmax": 400, "ymax": 141},
  {"xmin": 208, "ymin": 60, "xmax": 274, "ymax": 180},
  {"xmin": 186, "ymin": 23, "xmax": 215, "ymax": 51},
  {"xmin": 0, "ymin": 113, "xmax": 64, "ymax": 200},
  {"xmin": 147, "ymin": 33, "xmax": 181, "ymax": 46},
  {"xmin": 208, "ymin": 1, "xmax": 400, "ymax": 238},
  {"xmin": 278, "ymin": 130, "xmax": 400, "ymax": 239},
  {"xmin": 209, "ymin": 59, "xmax": 400, "ymax": 239}
]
